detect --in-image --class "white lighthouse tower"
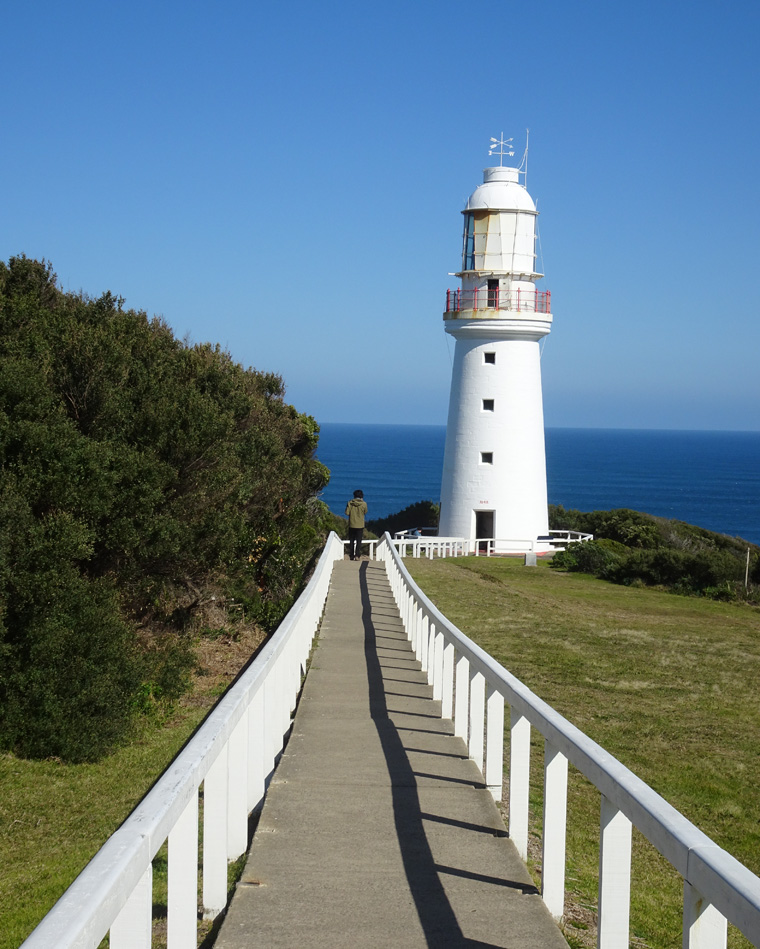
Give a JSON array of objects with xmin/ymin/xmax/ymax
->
[{"xmin": 438, "ymin": 136, "xmax": 553, "ymax": 553}]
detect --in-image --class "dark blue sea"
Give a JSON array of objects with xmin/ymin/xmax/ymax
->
[{"xmin": 316, "ymin": 424, "xmax": 760, "ymax": 546}]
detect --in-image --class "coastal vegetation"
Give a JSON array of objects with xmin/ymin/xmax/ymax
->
[
  {"xmin": 361, "ymin": 501, "xmax": 759, "ymax": 605},
  {"xmin": 550, "ymin": 505, "xmax": 759, "ymax": 601},
  {"xmin": 406, "ymin": 555, "xmax": 760, "ymax": 948},
  {"xmin": 366, "ymin": 499, "xmax": 439, "ymax": 538},
  {"xmin": 0, "ymin": 255, "xmax": 331, "ymax": 763}
]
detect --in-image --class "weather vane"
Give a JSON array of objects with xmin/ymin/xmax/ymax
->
[{"xmin": 488, "ymin": 133, "xmax": 515, "ymax": 166}]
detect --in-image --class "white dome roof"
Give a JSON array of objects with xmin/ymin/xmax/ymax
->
[{"xmin": 464, "ymin": 166, "xmax": 536, "ymax": 213}]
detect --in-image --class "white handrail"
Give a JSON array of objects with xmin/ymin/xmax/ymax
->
[
  {"xmin": 21, "ymin": 532, "xmax": 345, "ymax": 949},
  {"xmin": 548, "ymin": 529, "xmax": 594, "ymax": 543},
  {"xmin": 341, "ymin": 538, "xmax": 378, "ymax": 559},
  {"xmin": 389, "ymin": 531, "xmax": 593, "ymax": 560},
  {"xmin": 376, "ymin": 532, "xmax": 760, "ymax": 947}
]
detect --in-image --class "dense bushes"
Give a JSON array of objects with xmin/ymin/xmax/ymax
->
[
  {"xmin": 549, "ymin": 505, "xmax": 758, "ymax": 599},
  {"xmin": 550, "ymin": 539, "xmax": 623, "ymax": 576},
  {"xmin": 366, "ymin": 500, "xmax": 440, "ymax": 538},
  {"xmin": 0, "ymin": 256, "xmax": 330, "ymax": 761}
]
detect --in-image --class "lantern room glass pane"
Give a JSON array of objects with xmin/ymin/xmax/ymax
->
[{"xmin": 463, "ymin": 213, "xmax": 475, "ymax": 270}]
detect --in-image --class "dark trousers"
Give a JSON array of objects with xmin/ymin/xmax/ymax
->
[{"xmin": 348, "ymin": 527, "xmax": 364, "ymax": 560}]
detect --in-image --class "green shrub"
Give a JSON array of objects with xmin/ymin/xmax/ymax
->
[
  {"xmin": 550, "ymin": 506, "xmax": 661, "ymax": 549},
  {"xmin": 366, "ymin": 500, "xmax": 440, "ymax": 538},
  {"xmin": 549, "ymin": 505, "xmax": 756, "ymax": 599},
  {"xmin": 0, "ymin": 575, "xmax": 141, "ymax": 762},
  {"xmin": 551, "ymin": 540, "xmax": 622, "ymax": 576},
  {"xmin": 550, "ymin": 548, "xmax": 579, "ymax": 571},
  {"xmin": 606, "ymin": 548, "xmax": 744, "ymax": 592},
  {"xmin": 0, "ymin": 256, "xmax": 330, "ymax": 760}
]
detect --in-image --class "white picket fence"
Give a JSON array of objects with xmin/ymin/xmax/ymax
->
[
  {"xmin": 376, "ymin": 532, "xmax": 760, "ymax": 949},
  {"xmin": 21, "ymin": 532, "xmax": 345, "ymax": 949}
]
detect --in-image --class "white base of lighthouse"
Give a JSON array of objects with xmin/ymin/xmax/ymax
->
[{"xmin": 438, "ymin": 319, "xmax": 551, "ymax": 553}]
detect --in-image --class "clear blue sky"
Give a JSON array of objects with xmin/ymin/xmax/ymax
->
[{"xmin": 3, "ymin": 0, "xmax": 758, "ymax": 430}]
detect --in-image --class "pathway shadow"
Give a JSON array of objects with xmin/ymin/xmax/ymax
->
[{"xmin": 359, "ymin": 562, "xmax": 529, "ymax": 948}]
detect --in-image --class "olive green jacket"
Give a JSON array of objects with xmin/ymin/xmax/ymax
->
[{"xmin": 345, "ymin": 498, "xmax": 367, "ymax": 528}]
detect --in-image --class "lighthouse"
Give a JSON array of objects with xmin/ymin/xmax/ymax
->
[{"xmin": 438, "ymin": 136, "xmax": 553, "ymax": 553}]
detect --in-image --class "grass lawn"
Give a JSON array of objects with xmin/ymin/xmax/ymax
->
[
  {"xmin": 406, "ymin": 556, "xmax": 760, "ymax": 949},
  {"xmin": 0, "ymin": 715, "xmax": 205, "ymax": 949},
  {"xmin": 0, "ymin": 627, "xmax": 263, "ymax": 949}
]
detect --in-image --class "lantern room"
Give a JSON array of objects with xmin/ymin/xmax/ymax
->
[{"xmin": 446, "ymin": 165, "xmax": 549, "ymax": 319}]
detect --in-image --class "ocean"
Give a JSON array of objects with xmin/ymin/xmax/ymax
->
[{"xmin": 316, "ymin": 424, "xmax": 760, "ymax": 546}]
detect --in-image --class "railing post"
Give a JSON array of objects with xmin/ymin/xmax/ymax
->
[
  {"xmin": 427, "ymin": 620, "xmax": 436, "ymax": 684},
  {"xmin": 291, "ymin": 628, "xmax": 304, "ymax": 708},
  {"xmin": 409, "ymin": 595, "xmax": 418, "ymax": 653},
  {"xmin": 442, "ymin": 640, "xmax": 455, "ymax": 719},
  {"xmin": 598, "ymin": 794, "xmax": 632, "ymax": 949},
  {"xmin": 277, "ymin": 648, "xmax": 291, "ymax": 747},
  {"xmin": 425, "ymin": 616, "xmax": 434, "ymax": 681},
  {"xmin": 509, "ymin": 710, "xmax": 530, "ymax": 860},
  {"xmin": 203, "ymin": 747, "xmax": 229, "ymax": 919},
  {"xmin": 542, "ymin": 740, "xmax": 568, "ymax": 921},
  {"xmin": 168, "ymin": 791, "xmax": 199, "ymax": 949},
  {"xmin": 420, "ymin": 610, "xmax": 429, "ymax": 671},
  {"xmin": 247, "ymin": 688, "xmax": 265, "ymax": 813},
  {"xmin": 468, "ymin": 669, "xmax": 486, "ymax": 771},
  {"xmin": 263, "ymin": 673, "xmax": 278, "ymax": 782},
  {"xmin": 432, "ymin": 626, "xmax": 444, "ymax": 699},
  {"xmin": 683, "ymin": 882, "xmax": 727, "ymax": 949},
  {"xmin": 485, "ymin": 685, "xmax": 505, "ymax": 801},
  {"xmin": 454, "ymin": 653, "xmax": 470, "ymax": 741},
  {"xmin": 111, "ymin": 864, "xmax": 152, "ymax": 949},
  {"xmin": 227, "ymin": 716, "xmax": 248, "ymax": 860}
]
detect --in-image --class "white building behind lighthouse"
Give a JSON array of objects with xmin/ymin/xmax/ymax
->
[{"xmin": 438, "ymin": 137, "xmax": 553, "ymax": 553}]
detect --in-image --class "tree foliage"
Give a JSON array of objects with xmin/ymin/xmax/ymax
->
[
  {"xmin": 0, "ymin": 256, "xmax": 330, "ymax": 761},
  {"xmin": 366, "ymin": 500, "xmax": 440, "ymax": 539}
]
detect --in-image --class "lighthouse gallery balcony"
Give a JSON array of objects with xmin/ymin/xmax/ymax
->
[{"xmin": 444, "ymin": 286, "xmax": 551, "ymax": 317}]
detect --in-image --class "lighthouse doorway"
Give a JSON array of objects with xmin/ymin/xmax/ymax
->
[{"xmin": 475, "ymin": 510, "xmax": 494, "ymax": 553}]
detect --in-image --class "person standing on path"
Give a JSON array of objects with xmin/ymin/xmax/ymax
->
[{"xmin": 345, "ymin": 489, "xmax": 367, "ymax": 561}]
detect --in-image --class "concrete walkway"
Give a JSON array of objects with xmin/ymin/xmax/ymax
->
[{"xmin": 216, "ymin": 559, "xmax": 568, "ymax": 948}]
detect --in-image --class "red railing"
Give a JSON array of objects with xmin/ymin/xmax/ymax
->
[{"xmin": 444, "ymin": 288, "xmax": 551, "ymax": 314}]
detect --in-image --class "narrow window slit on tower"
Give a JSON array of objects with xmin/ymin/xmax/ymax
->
[
  {"xmin": 484, "ymin": 352, "xmax": 496, "ymax": 364},
  {"xmin": 482, "ymin": 399, "xmax": 494, "ymax": 412},
  {"xmin": 480, "ymin": 452, "xmax": 493, "ymax": 465}
]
